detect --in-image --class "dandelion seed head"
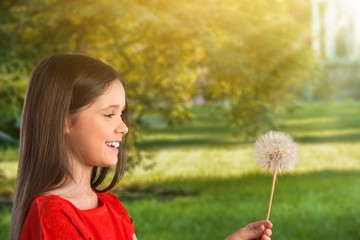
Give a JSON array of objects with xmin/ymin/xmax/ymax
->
[{"xmin": 254, "ymin": 131, "xmax": 298, "ymax": 172}]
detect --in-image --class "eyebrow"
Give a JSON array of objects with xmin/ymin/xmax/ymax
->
[{"xmin": 99, "ymin": 105, "xmax": 126, "ymax": 111}]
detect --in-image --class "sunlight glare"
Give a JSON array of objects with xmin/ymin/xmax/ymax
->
[{"xmin": 340, "ymin": 0, "xmax": 360, "ymax": 45}]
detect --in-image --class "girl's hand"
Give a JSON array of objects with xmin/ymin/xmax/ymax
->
[{"xmin": 225, "ymin": 220, "xmax": 273, "ymax": 240}]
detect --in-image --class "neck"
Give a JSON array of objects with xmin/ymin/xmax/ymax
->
[
  {"xmin": 60, "ymin": 160, "xmax": 94, "ymax": 196},
  {"xmin": 43, "ymin": 159, "xmax": 99, "ymax": 210}
]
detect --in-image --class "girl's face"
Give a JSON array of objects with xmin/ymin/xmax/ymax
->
[{"xmin": 66, "ymin": 80, "xmax": 128, "ymax": 168}]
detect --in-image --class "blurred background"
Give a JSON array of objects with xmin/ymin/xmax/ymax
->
[{"xmin": 1, "ymin": 0, "xmax": 360, "ymax": 239}]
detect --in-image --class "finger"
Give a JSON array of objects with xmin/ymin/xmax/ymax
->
[
  {"xmin": 241, "ymin": 224, "xmax": 266, "ymax": 239},
  {"xmin": 261, "ymin": 235, "xmax": 271, "ymax": 240},
  {"xmin": 263, "ymin": 228, "xmax": 272, "ymax": 236},
  {"xmin": 246, "ymin": 220, "xmax": 272, "ymax": 231},
  {"xmin": 246, "ymin": 221, "xmax": 265, "ymax": 231},
  {"xmin": 265, "ymin": 221, "xmax": 273, "ymax": 229}
]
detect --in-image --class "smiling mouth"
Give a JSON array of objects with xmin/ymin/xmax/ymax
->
[{"xmin": 105, "ymin": 141, "xmax": 120, "ymax": 149}]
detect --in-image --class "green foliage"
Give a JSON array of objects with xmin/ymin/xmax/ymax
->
[
  {"xmin": 198, "ymin": 0, "xmax": 318, "ymax": 137},
  {"xmin": 0, "ymin": 0, "xmax": 319, "ymax": 142},
  {"xmin": 0, "ymin": 60, "xmax": 28, "ymax": 138}
]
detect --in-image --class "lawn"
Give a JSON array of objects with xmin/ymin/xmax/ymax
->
[
  {"xmin": 1, "ymin": 101, "xmax": 360, "ymax": 239},
  {"xmin": 120, "ymin": 171, "xmax": 360, "ymax": 240}
]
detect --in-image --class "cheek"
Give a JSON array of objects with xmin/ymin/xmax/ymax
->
[
  {"xmin": 92, "ymin": 123, "xmax": 111, "ymax": 139},
  {"xmin": 70, "ymin": 115, "xmax": 113, "ymax": 148},
  {"xmin": 84, "ymin": 123, "xmax": 114, "ymax": 149}
]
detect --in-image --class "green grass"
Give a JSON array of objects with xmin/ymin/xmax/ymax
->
[
  {"xmin": 0, "ymin": 211, "xmax": 11, "ymax": 239},
  {"xmin": 118, "ymin": 101, "xmax": 360, "ymax": 240},
  {"xmin": 122, "ymin": 101, "xmax": 360, "ymax": 185},
  {"xmin": 120, "ymin": 171, "xmax": 360, "ymax": 240},
  {"xmin": 1, "ymin": 101, "xmax": 360, "ymax": 239}
]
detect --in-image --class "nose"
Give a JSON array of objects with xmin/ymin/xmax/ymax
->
[{"xmin": 115, "ymin": 119, "xmax": 128, "ymax": 136}]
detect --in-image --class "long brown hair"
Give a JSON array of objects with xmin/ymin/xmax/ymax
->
[{"xmin": 11, "ymin": 54, "xmax": 129, "ymax": 239}]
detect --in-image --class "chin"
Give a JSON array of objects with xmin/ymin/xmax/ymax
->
[{"xmin": 102, "ymin": 159, "xmax": 119, "ymax": 167}]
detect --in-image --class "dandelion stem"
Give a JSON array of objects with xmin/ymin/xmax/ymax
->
[{"xmin": 266, "ymin": 166, "xmax": 278, "ymax": 221}]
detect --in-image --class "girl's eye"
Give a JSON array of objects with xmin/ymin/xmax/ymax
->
[
  {"xmin": 105, "ymin": 113, "xmax": 115, "ymax": 118},
  {"xmin": 120, "ymin": 112, "xmax": 126, "ymax": 121}
]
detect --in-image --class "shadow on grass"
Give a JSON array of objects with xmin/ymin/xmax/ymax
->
[
  {"xmin": 139, "ymin": 103, "xmax": 360, "ymax": 149},
  {"xmin": 117, "ymin": 186, "xmax": 200, "ymax": 202},
  {"xmin": 137, "ymin": 130, "xmax": 360, "ymax": 149},
  {"xmin": 295, "ymin": 132, "xmax": 360, "ymax": 143},
  {"xmin": 136, "ymin": 137, "xmax": 243, "ymax": 149},
  {"xmin": 117, "ymin": 170, "xmax": 360, "ymax": 201}
]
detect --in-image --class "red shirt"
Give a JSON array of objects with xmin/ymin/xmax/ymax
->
[{"xmin": 21, "ymin": 192, "xmax": 135, "ymax": 240}]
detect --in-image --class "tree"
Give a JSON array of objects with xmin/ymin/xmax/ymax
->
[
  {"xmin": 0, "ymin": 0, "xmax": 318, "ymax": 144},
  {"xmin": 196, "ymin": 0, "xmax": 317, "ymax": 136}
]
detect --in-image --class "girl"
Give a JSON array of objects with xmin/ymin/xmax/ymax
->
[{"xmin": 11, "ymin": 54, "xmax": 272, "ymax": 240}]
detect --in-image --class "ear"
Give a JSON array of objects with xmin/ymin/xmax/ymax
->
[{"xmin": 64, "ymin": 115, "xmax": 72, "ymax": 134}]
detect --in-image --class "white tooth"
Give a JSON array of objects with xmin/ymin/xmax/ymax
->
[{"xmin": 106, "ymin": 142, "xmax": 120, "ymax": 148}]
